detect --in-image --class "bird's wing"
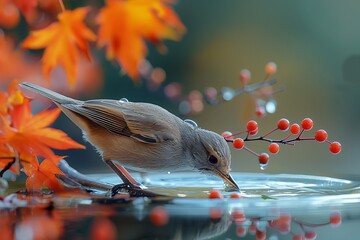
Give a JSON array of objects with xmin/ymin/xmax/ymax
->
[{"xmin": 63, "ymin": 100, "xmax": 175, "ymax": 143}]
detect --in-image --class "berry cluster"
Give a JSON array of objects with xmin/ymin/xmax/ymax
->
[
  {"xmin": 222, "ymin": 117, "xmax": 341, "ymax": 169},
  {"xmin": 146, "ymin": 62, "xmax": 283, "ymax": 116}
]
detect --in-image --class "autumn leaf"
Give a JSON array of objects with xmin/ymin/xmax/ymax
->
[
  {"xmin": 23, "ymin": 156, "xmax": 65, "ymax": 192},
  {"xmin": 3, "ymin": 102, "xmax": 85, "ymax": 159},
  {"xmin": 0, "ymin": 144, "xmax": 20, "ymax": 175},
  {"xmin": 22, "ymin": 7, "xmax": 96, "ymax": 88},
  {"xmin": 97, "ymin": 0, "xmax": 186, "ymax": 80}
]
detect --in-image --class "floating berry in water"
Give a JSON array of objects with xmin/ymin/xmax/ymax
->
[
  {"xmin": 233, "ymin": 138, "xmax": 245, "ymax": 149},
  {"xmin": 265, "ymin": 61, "xmax": 277, "ymax": 75},
  {"xmin": 247, "ymin": 120, "xmax": 258, "ymax": 132},
  {"xmin": 269, "ymin": 143, "xmax": 280, "ymax": 154},
  {"xmin": 290, "ymin": 123, "xmax": 301, "ymax": 134},
  {"xmin": 239, "ymin": 69, "xmax": 251, "ymax": 85},
  {"xmin": 329, "ymin": 211, "xmax": 342, "ymax": 227},
  {"xmin": 329, "ymin": 141, "xmax": 342, "ymax": 154},
  {"xmin": 314, "ymin": 129, "xmax": 328, "ymax": 142},
  {"xmin": 230, "ymin": 193, "xmax": 242, "ymax": 199},
  {"xmin": 277, "ymin": 118, "xmax": 290, "ymax": 131},
  {"xmin": 150, "ymin": 206, "xmax": 169, "ymax": 227},
  {"xmin": 208, "ymin": 189, "xmax": 223, "ymax": 199},
  {"xmin": 301, "ymin": 118, "xmax": 313, "ymax": 131},
  {"xmin": 221, "ymin": 131, "xmax": 233, "ymax": 140}
]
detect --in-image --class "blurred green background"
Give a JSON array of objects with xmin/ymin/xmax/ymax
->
[{"xmin": 63, "ymin": 0, "xmax": 359, "ymax": 179}]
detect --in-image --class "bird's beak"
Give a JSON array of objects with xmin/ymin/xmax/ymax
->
[{"xmin": 214, "ymin": 168, "xmax": 240, "ymax": 191}]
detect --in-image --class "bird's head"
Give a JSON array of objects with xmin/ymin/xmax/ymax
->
[{"xmin": 190, "ymin": 127, "xmax": 239, "ymax": 191}]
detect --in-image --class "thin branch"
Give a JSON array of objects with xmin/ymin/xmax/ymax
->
[
  {"xmin": 243, "ymin": 136, "xmax": 315, "ymax": 145},
  {"xmin": 0, "ymin": 157, "xmax": 16, "ymax": 177}
]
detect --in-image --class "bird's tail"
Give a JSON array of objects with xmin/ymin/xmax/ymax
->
[{"xmin": 19, "ymin": 82, "xmax": 80, "ymax": 104}]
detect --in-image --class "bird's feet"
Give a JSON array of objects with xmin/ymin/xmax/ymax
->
[{"xmin": 111, "ymin": 183, "xmax": 162, "ymax": 198}]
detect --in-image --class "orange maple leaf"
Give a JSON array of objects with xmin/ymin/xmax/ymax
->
[
  {"xmin": 21, "ymin": 7, "xmax": 96, "ymax": 88},
  {"xmin": 3, "ymin": 100, "xmax": 85, "ymax": 159},
  {"xmin": 97, "ymin": 0, "xmax": 186, "ymax": 80},
  {"xmin": 0, "ymin": 144, "xmax": 20, "ymax": 175},
  {"xmin": 23, "ymin": 156, "xmax": 65, "ymax": 192}
]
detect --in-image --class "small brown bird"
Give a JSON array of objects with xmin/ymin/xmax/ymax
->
[{"xmin": 20, "ymin": 82, "xmax": 239, "ymax": 196}]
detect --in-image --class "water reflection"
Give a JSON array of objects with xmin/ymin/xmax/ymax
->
[{"xmin": 1, "ymin": 173, "xmax": 360, "ymax": 239}]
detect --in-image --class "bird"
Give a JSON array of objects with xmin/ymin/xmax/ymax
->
[{"xmin": 20, "ymin": 82, "xmax": 239, "ymax": 196}]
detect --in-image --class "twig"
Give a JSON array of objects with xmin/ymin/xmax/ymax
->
[{"xmin": 0, "ymin": 157, "xmax": 16, "ymax": 177}]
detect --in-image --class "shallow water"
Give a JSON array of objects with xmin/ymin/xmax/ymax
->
[{"xmin": 1, "ymin": 172, "xmax": 360, "ymax": 240}]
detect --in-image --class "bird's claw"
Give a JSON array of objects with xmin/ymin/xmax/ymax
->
[{"xmin": 111, "ymin": 183, "xmax": 161, "ymax": 198}]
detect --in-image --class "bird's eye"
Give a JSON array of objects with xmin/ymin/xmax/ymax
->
[{"xmin": 208, "ymin": 155, "xmax": 218, "ymax": 164}]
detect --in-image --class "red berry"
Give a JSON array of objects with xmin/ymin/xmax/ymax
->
[
  {"xmin": 269, "ymin": 143, "xmax": 280, "ymax": 154},
  {"xmin": 271, "ymin": 213, "xmax": 291, "ymax": 231},
  {"xmin": 293, "ymin": 234, "xmax": 304, "ymax": 240},
  {"xmin": 248, "ymin": 222, "xmax": 257, "ymax": 234},
  {"xmin": 278, "ymin": 223, "xmax": 291, "ymax": 234},
  {"xmin": 236, "ymin": 226, "xmax": 247, "ymax": 237},
  {"xmin": 329, "ymin": 212, "xmax": 342, "ymax": 227},
  {"xmin": 329, "ymin": 213, "xmax": 341, "ymax": 226},
  {"xmin": 256, "ymin": 230, "xmax": 266, "ymax": 240},
  {"xmin": 233, "ymin": 138, "xmax": 245, "ymax": 149},
  {"xmin": 258, "ymin": 153, "xmax": 269, "ymax": 165},
  {"xmin": 209, "ymin": 207, "xmax": 223, "ymax": 220},
  {"xmin": 314, "ymin": 129, "xmax": 328, "ymax": 142},
  {"xmin": 277, "ymin": 118, "xmax": 290, "ymax": 131},
  {"xmin": 221, "ymin": 131, "xmax": 233, "ymax": 140},
  {"xmin": 90, "ymin": 217, "xmax": 117, "ymax": 240},
  {"xmin": 232, "ymin": 209, "xmax": 246, "ymax": 224},
  {"xmin": 249, "ymin": 128, "xmax": 258, "ymax": 136},
  {"xmin": 290, "ymin": 123, "xmax": 301, "ymax": 134},
  {"xmin": 265, "ymin": 62, "xmax": 277, "ymax": 75},
  {"xmin": 329, "ymin": 141, "xmax": 342, "ymax": 154},
  {"xmin": 301, "ymin": 118, "xmax": 313, "ymax": 131},
  {"xmin": 230, "ymin": 193, "xmax": 242, "ymax": 199},
  {"xmin": 150, "ymin": 206, "xmax": 169, "ymax": 227},
  {"xmin": 208, "ymin": 189, "xmax": 223, "ymax": 199},
  {"xmin": 239, "ymin": 69, "xmax": 251, "ymax": 85},
  {"xmin": 247, "ymin": 120, "xmax": 258, "ymax": 132},
  {"xmin": 304, "ymin": 231, "xmax": 317, "ymax": 240}
]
